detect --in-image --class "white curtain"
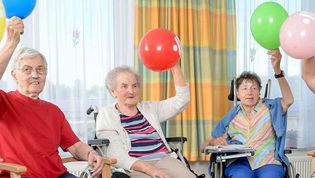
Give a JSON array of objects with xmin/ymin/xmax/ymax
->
[
  {"xmin": 236, "ymin": 0, "xmax": 315, "ymax": 148},
  {"xmin": 1, "ymin": 0, "xmax": 135, "ymax": 146}
]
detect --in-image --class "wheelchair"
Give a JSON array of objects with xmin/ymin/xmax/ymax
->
[
  {"xmin": 86, "ymin": 106, "xmax": 206, "ymax": 178},
  {"xmin": 204, "ymin": 79, "xmax": 300, "ymax": 178}
]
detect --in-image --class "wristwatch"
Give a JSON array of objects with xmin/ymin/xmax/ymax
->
[{"xmin": 274, "ymin": 70, "xmax": 284, "ymax": 79}]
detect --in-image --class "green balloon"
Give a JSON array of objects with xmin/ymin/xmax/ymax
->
[{"xmin": 250, "ymin": 2, "xmax": 288, "ymax": 49}]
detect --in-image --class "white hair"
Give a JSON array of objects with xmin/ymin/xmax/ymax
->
[
  {"xmin": 105, "ymin": 66, "xmax": 141, "ymax": 92},
  {"xmin": 11, "ymin": 47, "xmax": 47, "ymax": 70}
]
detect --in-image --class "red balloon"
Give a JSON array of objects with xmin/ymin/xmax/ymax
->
[{"xmin": 138, "ymin": 28, "xmax": 181, "ymax": 72}]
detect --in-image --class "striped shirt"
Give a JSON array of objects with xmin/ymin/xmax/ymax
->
[
  {"xmin": 227, "ymin": 101, "xmax": 281, "ymax": 169},
  {"xmin": 120, "ymin": 111, "xmax": 168, "ymax": 160}
]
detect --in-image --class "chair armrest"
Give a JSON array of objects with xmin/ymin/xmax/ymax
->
[
  {"xmin": 62, "ymin": 157, "xmax": 116, "ymax": 178},
  {"xmin": 102, "ymin": 158, "xmax": 117, "ymax": 178},
  {"xmin": 62, "ymin": 157, "xmax": 116, "ymax": 165},
  {"xmin": 166, "ymin": 137, "xmax": 187, "ymax": 144},
  {"xmin": 62, "ymin": 157, "xmax": 78, "ymax": 163},
  {"xmin": 103, "ymin": 157, "xmax": 117, "ymax": 165},
  {"xmin": 0, "ymin": 162, "xmax": 27, "ymax": 174}
]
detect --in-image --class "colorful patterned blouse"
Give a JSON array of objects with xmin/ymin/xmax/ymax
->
[{"xmin": 227, "ymin": 101, "xmax": 281, "ymax": 169}]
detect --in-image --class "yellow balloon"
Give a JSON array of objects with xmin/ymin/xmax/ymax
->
[
  {"xmin": 0, "ymin": 17, "xmax": 5, "ymax": 41},
  {"xmin": 0, "ymin": 2, "xmax": 6, "ymax": 41}
]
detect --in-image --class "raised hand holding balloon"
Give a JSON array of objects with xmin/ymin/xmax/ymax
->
[
  {"xmin": 2, "ymin": 0, "xmax": 36, "ymax": 19},
  {"xmin": 138, "ymin": 28, "xmax": 181, "ymax": 72},
  {"xmin": 250, "ymin": 2, "xmax": 288, "ymax": 50}
]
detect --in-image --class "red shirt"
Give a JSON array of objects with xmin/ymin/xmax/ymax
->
[{"xmin": 0, "ymin": 90, "xmax": 79, "ymax": 178}]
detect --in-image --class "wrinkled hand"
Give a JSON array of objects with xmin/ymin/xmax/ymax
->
[
  {"xmin": 147, "ymin": 166, "xmax": 170, "ymax": 178},
  {"xmin": 200, "ymin": 136, "xmax": 227, "ymax": 153},
  {"xmin": 267, "ymin": 49, "xmax": 282, "ymax": 73},
  {"xmin": 87, "ymin": 151, "xmax": 104, "ymax": 177},
  {"xmin": 200, "ymin": 141, "xmax": 208, "ymax": 153},
  {"xmin": 211, "ymin": 136, "xmax": 227, "ymax": 146},
  {"xmin": 307, "ymin": 150, "xmax": 315, "ymax": 156},
  {"xmin": 6, "ymin": 17, "xmax": 24, "ymax": 47}
]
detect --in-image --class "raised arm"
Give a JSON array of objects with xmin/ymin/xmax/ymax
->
[
  {"xmin": 0, "ymin": 17, "xmax": 24, "ymax": 80},
  {"xmin": 268, "ymin": 49, "xmax": 294, "ymax": 113},
  {"xmin": 170, "ymin": 62, "xmax": 186, "ymax": 87},
  {"xmin": 301, "ymin": 56, "xmax": 315, "ymax": 93},
  {"xmin": 147, "ymin": 62, "xmax": 189, "ymax": 121}
]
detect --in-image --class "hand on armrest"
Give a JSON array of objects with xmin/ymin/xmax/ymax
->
[{"xmin": 307, "ymin": 150, "xmax": 315, "ymax": 157}]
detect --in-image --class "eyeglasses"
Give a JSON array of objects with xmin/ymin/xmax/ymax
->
[
  {"xmin": 239, "ymin": 86, "xmax": 259, "ymax": 92},
  {"xmin": 17, "ymin": 65, "xmax": 48, "ymax": 75}
]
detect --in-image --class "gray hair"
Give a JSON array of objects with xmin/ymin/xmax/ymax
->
[
  {"xmin": 235, "ymin": 71, "xmax": 262, "ymax": 90},
  {"xmin": 11, "ymin": 47, "xmax": 47, "ymax": 70},
  {"xmin": 105, "ymin": 66, "xmax": 141, "ymax": 92}
]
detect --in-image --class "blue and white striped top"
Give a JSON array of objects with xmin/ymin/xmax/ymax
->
[{"xmin": 120, "ymin": 111, "xmax": 168, "ymax": 160}]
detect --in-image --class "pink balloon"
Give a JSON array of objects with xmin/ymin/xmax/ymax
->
[{"xmin": 280, "ymin": 11, "xmax": 315, "ymax": 59}]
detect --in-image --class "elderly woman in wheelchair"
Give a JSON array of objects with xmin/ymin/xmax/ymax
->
[
  {"xmin": 95, "ymin": 64, "xmax": 195, "ymax": 178},
  {"xmin": 201, "ymin": 49, "xmax": 294, "ymax": 178}
]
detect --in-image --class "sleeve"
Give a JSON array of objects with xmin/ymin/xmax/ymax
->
[
  {"xmin": 96, "ymin": 107, "xmax": 139, "ymax": 170},
  {"xmin": 266, "ymin": 98, "xmax": 287, "ymax": 137},
  {"xmin": 211, "ymin": 107, "xmax": 238, "ymax": 138},
  {"xmin": 146, "ymin": 84, "xmax": 190, "ymax": 122},
  {"xmin": 211, "ymin": 119, "xmax": 227, "ymax": 138},
  {"xmin": 59, "ymin": 111, "xmax": 80, "ymax": 151}
]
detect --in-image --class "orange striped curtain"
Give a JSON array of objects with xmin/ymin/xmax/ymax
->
[{"xmin": 134, "ymin": 0, "xmax": 236, "ymax": 161}]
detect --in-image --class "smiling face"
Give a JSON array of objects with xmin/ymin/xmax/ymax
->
[
  {"xmin": 111, "ymin": 72, "xmax": 140, "ymax": 108},
  {"xmin": 11, "ymin": 56, "xmax": 47, "ymax": 99},
  {"xmin": 236, "ymin": 79, "xmax": 260, "ymax": 108}
]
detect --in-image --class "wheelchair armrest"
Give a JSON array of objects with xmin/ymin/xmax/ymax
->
[
  {"xmin": 284, "ymin": 147, "xmax": 299, "ymax": 154},
  {"xmin": 216, "ymin": 152, "xmax": 254, "ymax": 162},
  {"xmin": 166, "ymin": 137, "xmax": 187, "ymax": 144},
  {"xmin": 284, "ymin": 149, "xmax": 292, "ymax": 154},
  {"xmin": 0, "ymin": 162, "xmax": 27, "ymax": 174},
  {"xmin": 88, "ymin": 139, "xmax": 110, "ymax": 147}
]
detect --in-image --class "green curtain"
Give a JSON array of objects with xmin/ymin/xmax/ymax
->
[{"xmin": 134, "ymin": 0, "xmax": 236, "ymax": 161}]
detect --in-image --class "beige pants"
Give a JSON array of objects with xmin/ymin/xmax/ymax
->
[{"xmin": 126, "ymin": 156, "xmax": 196, "ymax": 178}]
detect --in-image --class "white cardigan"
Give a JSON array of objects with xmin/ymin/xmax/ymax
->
[{"xmin": 96, "ymin": 85, "xmax": 190, "ymax": 170}]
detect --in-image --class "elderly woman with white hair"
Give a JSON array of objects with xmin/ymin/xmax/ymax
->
[{"xmin": 96, "ymin": 64, "xmax": 195, "ymax": 178}]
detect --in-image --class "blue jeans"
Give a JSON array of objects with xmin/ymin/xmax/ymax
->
[{"xmin": 224, "ymin": 157, "xmax": 285, "ymax": 178}]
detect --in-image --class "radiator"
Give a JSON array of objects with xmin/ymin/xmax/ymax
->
[{"xmin": 288, "ymin": 154, "xmax": 312, "ymax": 178}]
